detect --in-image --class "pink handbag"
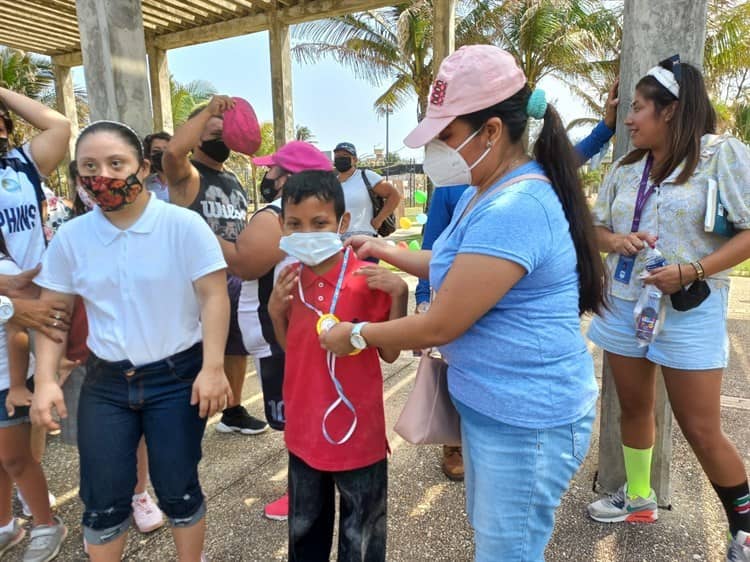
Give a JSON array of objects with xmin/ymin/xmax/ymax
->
[{"xmin": 394, "ymin": 352, "xmax": 461, "ymax": 446}]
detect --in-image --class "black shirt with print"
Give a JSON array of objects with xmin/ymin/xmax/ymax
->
[{"xmin": 188, "ymin": 160, "xmax": 248, "ymax": 242}]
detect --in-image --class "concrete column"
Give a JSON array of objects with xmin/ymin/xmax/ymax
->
[
  {"xmin": 75, "ymin": 0, "xmax": 153, "ymax": 137},
  {"xmin": 596, "ymin": 0, "xmax": 709, "ymax": 507},
  {"xmin": 268, "ymin": 13, "xmax": 294, "ymax": 150},
  {"xmin": 147, "ymin": 45, "xmax": 174, "ymax": 134},
  {"xmin": 52, "ymin": 63, "xmax": 79, "ymax": 164},
  {"xmin": 432, "ymin": 0, "xmax": 457, "ymax": 76}
]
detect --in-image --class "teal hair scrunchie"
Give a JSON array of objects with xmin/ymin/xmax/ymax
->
[{"xmin": 526, "ymin": 89, "xmax": 547, "ymax": 119}]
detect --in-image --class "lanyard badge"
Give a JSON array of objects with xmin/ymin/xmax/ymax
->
[
  {"xmin": 297, "ymin": 247, "xmax": 358, "ymax": 445},
  {"xmin": 614, "ymin": 155, "xmax": 656, "ymax": 285}
]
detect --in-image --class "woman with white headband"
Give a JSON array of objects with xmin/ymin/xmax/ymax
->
[{"xmin": 586, "ymin": 56, "xmax": 750, "ymax": 561}]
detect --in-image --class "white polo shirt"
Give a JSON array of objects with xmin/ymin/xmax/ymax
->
[{"xmin": 35, "ymin": 194, "xmax": 227, "ymax": 366}]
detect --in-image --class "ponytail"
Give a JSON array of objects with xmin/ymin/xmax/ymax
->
[
  {"xmin": 534, "ymin": 104, "xmax": 606, "ymax": 315},
  {"xmin": 460, "ymin": 86, "xmax": 606, "ymax": 315}
]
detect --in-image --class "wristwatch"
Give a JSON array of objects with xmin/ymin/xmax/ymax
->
[
  {"xmin": 350, "ymin": 322, "xmax": 370, "ymax": 351},
  {"xmin": 0, "ymin": 296, "xmax": 14, "ymax": 324}
]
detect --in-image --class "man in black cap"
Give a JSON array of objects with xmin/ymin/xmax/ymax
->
[{"xmin": 333, "ymin": 142, "xmax": 401, "ymax": 238}]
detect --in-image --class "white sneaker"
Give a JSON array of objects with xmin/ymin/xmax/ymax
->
[
  {"xmin": 17, "ymin": 489, "xmax": 57, "ymax": 519},
  {"xmin": 727, "ymin": 530, "xmax": 750, "ymax": 562},
  {"xmin": 132, "ymin": 492, "xmax": 164, "ymax": 533}
]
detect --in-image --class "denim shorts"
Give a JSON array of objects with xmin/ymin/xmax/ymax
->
[
  {"xmin": 587, "ymin": 286, "xmax": 729, "ymax": 370},
  {"xmin": 454, "ymin": 399, "xmax": 594, "ymax": 562},
  {"xmin": 0, "ymin": 378, "xmax": 33, "ymax": 428},
  {"xmin": 78, "ymin": 343, "xmax": 207, "ymax": 544}
]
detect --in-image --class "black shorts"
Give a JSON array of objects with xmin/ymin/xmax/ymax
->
[{"xmin": 226, "ymin": 274, "xmax": 248, "ymax": 356}]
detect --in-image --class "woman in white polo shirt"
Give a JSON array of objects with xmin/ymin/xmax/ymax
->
[{"xmin": 30, "ymin": 121, "xmax": 232, "ymax": 562}]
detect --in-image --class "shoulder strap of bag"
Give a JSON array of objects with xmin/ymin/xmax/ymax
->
[
  {"xmin": 15, "ymin": 146, "xmax": 45, "ymax": 211},
  {"xmin": 456, "ymin": 173, "xmax": 550, "ymax": 225},
  {"xmin": 361, "ymin": 169, "xmax": 373, "ymax": 191}
]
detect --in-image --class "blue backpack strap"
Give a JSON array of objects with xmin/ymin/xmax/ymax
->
[
  {"xmin": 2, "ymin": 146, "xmax": 48, "ymax": 247},
  {"xmin": 15, "ymin": 145, "xmax": 45, "ymax": 212}
]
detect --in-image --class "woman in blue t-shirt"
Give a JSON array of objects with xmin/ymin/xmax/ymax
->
[{"xmin": 321, "ymin": 45, "xmax": 605, "ymax": 561}]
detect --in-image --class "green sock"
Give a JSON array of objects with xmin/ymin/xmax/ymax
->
[{"xmin": 622, "ymin": 445, "xmax": 653, "ymax": 499}]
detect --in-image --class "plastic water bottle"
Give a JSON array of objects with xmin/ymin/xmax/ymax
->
[
  {"xmin": 635, "ymin": 247, "xmax": 666, "ymax": 345},
  {"xmin": 635, "ymin": 285, "xmax": 662, "ymax": 344},
  {"xmin": 644, "ymin": 247, "xmax": 666, "ymax": 272}
]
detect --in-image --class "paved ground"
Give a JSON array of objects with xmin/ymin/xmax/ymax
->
[{"xmin": 5, "ymin": 277, "xmax": 749, "ymax": 561}]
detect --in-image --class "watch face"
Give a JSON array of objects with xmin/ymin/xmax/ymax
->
[
  {"xmin": 351, "ymin": 334, "xmax": 367, "ymax": 350},
  {"xmin": 0, "ymin": 304, "xmax": 13, "ymax": 322}
]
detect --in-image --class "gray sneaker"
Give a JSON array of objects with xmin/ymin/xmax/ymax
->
[
  {"xmin": 22, "ymin": 516, "xmax": 67, "ymax": 562},
  {"xmin": 727, "ymin": 530, "xmax": 750, "ymax": 562},
  {"xmin": 587, "ymin": 483, "xmax": 658, "ymax": 523},
  {"xmin": 0, "ymin": 518, "xmax": 26, "ymax": 557}
]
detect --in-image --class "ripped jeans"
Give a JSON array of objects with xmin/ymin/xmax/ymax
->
[{"xmin": 77, "ymin": 343, "xmax": 207, "ymax": 544}]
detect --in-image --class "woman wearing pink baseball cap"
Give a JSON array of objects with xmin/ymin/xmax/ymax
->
[{"xmin": 321, "ymin": 44, "xmax": 605, "ymax": 560}]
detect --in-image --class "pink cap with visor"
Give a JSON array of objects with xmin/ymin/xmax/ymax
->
[
  {"xmin": 252, "ymin": 141, "xmax": 332, "ymax": 173},
  {"xmin": 404, "ymin": 45, "xmax": 527, "ymax": 148}
]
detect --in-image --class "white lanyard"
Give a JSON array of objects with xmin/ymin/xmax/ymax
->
[{"xmin": 297, "ymin": 248, "xmax": 357, "ymax": 445}]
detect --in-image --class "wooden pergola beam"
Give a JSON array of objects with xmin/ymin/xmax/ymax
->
[
  {"xmin": 153, "ymin": 0, "xmax": 394, "ymax": 50},
  {"xmin": 0, "ymin": 36, "xmax": 64, "ymax": 54},
  {"xmin": 32, "ymin": 0, "xmax": 399, "ymax": 65},
  {"xmin": 0, "ymin": 6, "xmax": 81, "ymax": 39},
  {"xmin": 0, "ymin": 27, "xmax": 75, "ymax": 50}
]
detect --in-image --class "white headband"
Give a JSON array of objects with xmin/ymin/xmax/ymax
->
[{"xmin": 646, "ymin": 66, "xmax": 679, "ymax": 98}]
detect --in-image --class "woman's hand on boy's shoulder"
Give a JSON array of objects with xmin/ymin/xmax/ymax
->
[
  {"xmin": 269, "ymin": 263, "xmax": 300, "ymax": 319},
  {"xmin": 354, "ymin": 266, "xmax": 407, "ymax": 298}
]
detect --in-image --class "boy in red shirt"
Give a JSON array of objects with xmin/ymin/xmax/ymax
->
[{"xmin": 269, "ymin": 170, "xmax": 407, "ymax": 562}]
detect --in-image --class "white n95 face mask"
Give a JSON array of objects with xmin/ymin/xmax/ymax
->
[
  {"xmin": 423, "ymin": 127, "xmax": 491, "ymax": 187},
  {"xmin": 279, "ymin": 232, "xmax": 343, "ymax": 266}
]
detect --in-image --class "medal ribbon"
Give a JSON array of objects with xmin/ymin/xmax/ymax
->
[{"xmin": 297, "ymin": 247, "xmax": 357, "ymax": 445}]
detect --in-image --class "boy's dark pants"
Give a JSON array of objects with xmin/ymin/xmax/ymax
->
[{"xmin": 288, "ymin": 452, "xmax": 387, "ymax": 562}]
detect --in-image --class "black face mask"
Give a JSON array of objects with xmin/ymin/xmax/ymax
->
[
  {"xmin": 200, "ymin": 138, "xmax": 231, "ymax": 163},
  {"xmin": 150, "ymin": 151, "xmax": 164, "ymax": 173},
  {"xmin": 0, "ymin": 138, "xmax": 8, "ymax": 158},
  {"xmin": 670, "ymin": 280, "xmax": 711, "ymax": 312},
  {"xmin": 260, "ymin": 172, "xmax": 282, "ymax": 203},
  {"xmin": 334, "ymin": 156, "xmax": 352, "ymax": 173}
]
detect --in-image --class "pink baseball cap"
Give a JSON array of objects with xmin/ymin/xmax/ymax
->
[
  {"xmin": 252, "ymin": 141, "xmax": 332, "ymax": 173},
  {"xmin": 222, "ymin": 97, "xmax": 261, "ymax": 156},
  {"xmin": 404, "ymin": 45, "xmax": 527, "ymax": 148}
]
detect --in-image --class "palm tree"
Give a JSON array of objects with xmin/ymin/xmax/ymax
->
[
  {"xmin": 293, "ymin": 1, "xmax": 485, "ymax": 119},
  {"xmin": 703, "ymin": 0, "xmax": 750, "ymax": 104},
  {"xmin": 0, "ymin": 48, "xmax": 53, "ymax": 100},
  {"xmin": 292, "ymin": 1, "xmax": 618, "ymax": 120},
  {"xmin": 295, "ymin": 124, "xmax": 316, "ymax": 143},
  {"xmin": 170, "ymin": 76, "xmax": 217, "ymax": 126}
]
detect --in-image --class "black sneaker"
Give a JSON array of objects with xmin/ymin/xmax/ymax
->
[{"xmin": 216, "ymin": 406, "xmax": 269, "ymax": 435}]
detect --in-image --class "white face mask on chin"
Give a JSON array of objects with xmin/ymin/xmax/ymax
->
[
  {"xmin": 422, "ymin": 127, "xmax": 492, "ymax": 187},
  {"xmin": 279, "ymin": 218, "xmax": 345, "ymax": 266}
]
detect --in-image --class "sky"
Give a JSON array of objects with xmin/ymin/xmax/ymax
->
[{"xmin": 71, "ymin": 30, "xmax": 602, "ymax": 162}]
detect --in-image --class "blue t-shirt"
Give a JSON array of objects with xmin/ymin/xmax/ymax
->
[{"xmin": 429, "ymin": 161, "xmax": 598, "ymax": 429}]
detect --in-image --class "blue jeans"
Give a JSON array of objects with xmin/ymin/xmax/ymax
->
[
  {"xmin": 454, "ymin": 400, "xmax": 595, "ymax": 562},
  {"xmin": 78, "ymin": 343, "xmax": 207, "ymax": 544}
]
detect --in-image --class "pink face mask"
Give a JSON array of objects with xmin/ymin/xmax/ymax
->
[{"xmin": 75, "ymin": 184, "xmax": 96, "ymax": 210}]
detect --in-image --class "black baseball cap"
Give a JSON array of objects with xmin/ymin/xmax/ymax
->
[{"xmin": 334, "ymin": 142, "xmax": 356, "ymax": 157}]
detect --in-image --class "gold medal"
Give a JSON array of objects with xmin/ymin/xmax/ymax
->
[{"xmin": 317, "ymin": 313, "xmax": 340, "ymax": 335}]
